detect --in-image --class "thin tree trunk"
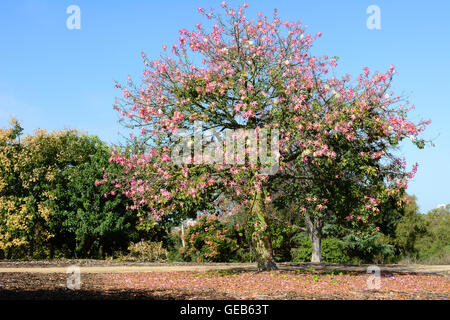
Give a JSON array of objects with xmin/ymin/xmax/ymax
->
[
  {"xmin": 181, "ymin": 221, "xmax": 185, "ymax": 248},
  {"xmin": 29, "ymin": 235, "xmax": 34, "ymax": 259},
  {"xmin": 310, "ymin": 229, "xmax": 321, "ymax": 263},
  {"xmin": 306, "ymin": 214, "xmax": 323, "ymax": 263},
  {"xmin": 49, "ymin": 242, "xmax": 54, "ymax": 259},
  {"xmin": 99, "ymin": 244, "xmax": 104, "ymax": 259}
]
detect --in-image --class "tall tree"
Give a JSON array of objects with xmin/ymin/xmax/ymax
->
[
  {"xmin": 51, "ymin": 136, "xmax": 139, "ymax": 258},
  {"xmin": 0, "ymin": 119, "xmax": 139, "ymax": 258},
  {"xmin": 106, "ymin": 3, "xmax": 430, "ymax": 268},
  {"xmin": 0, "ymin": 119, "xmax": 94, "ymax": 257}
]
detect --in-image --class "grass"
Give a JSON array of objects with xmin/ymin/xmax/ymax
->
[{"xmin": 399, "ymin": 253, "xmax": 450, "ymax": 265}]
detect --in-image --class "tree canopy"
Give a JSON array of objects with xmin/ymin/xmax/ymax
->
[
  {"xmin": 100, "ymin": 3, "xmax": 430, "ymax": 269},
  {"xmin": 0, "ymin": 119, "xmax": 139, "ymax": 258}
]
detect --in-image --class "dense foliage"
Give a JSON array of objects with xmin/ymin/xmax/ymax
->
[
  {"xmin": 291, "ymin": 236, "xmax": 348, "ymax": 263},
  {"xmin": 181, "ymin": 215, "xmax": 239, "ymax": 262},
  {"xmin": 0, "ymin": 119, "xmax": 139, "ymax": 259},
  {"xmin": 0, "ymin": 4, "xmax": 445, "ymax": 266},
  {"xmin": 103, "ymin": 2, "xmax": 430, "ymax": 268},
  {"xmin": 0, "ymin": 118, "xmax": 446, "ymax": 263},
  {"xmin": 396, "ymin": 201, "xmax": 449, "ymax": 264}
]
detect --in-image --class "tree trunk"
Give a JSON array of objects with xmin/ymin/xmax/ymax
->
[
  {"xmin": 306, "ymin": 215, "xmax": 323, "ymax": 263},
  {"xmin": 29, "ymin": 237, "xmax": 34, "ymax": 259},
  {"xmin": 181, "ymin": 221, "xmax": 185, "ymax": 248},
  {"xmin": 252, "ymin": 192, "xmax": 277, "ymax": 271},
  {"xmin": 310, "ymin": 229, "xmax": 321, "ymax": 263},
  {"xmin": 99, "ymin": 245, "xmax": 104, "ymax": 259},
  {"xmin": 49, "ymin": 242, "xmax": 54, "ymax": 259},
  {"xmin": 254, "ymin": 232, "xmax": 277, "ymax": 270}
]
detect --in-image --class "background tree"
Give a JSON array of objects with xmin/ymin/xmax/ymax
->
[
  {"xmin": 395, "ymin": 201, "xmax": 450, "ymax": 264},
  {"xmin": 0, "ymin": 118, "xmax": 27, "ymax": 258},
  {"xmin": 393, "ymin": 195, "xmax": 427, "ymax": 259},
  {"xmin": 415, "ymin": 204, "xmax": 450, "ymax": 263},
  {"xmin": 50, "ymin": 136, "xmax": 139, "ymax": 258},
  {"xmin": 0, "ymin": 119, "xmax": 140, "ymax": 259},
  {"xmin": 0, "ymin": 120, "xmax": 94, "ymax": 257}
]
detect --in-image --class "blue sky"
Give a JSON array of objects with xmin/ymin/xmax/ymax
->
[{"xmin": 0, "ymin": 0, "xmax": 449, "ymax": 213}]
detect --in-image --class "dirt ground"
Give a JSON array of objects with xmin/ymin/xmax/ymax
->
[
  {"xmin": 0, "ymin": 261, "xmax": 449, "ymax": 300},
  {"xmin": 0, "ymin": 260, "xmax": 449, "ymax": 275}
]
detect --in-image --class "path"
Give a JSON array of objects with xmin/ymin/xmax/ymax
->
[{"xmin": 0, "ymin": 261, "xmax": 449, "ymax": 276}]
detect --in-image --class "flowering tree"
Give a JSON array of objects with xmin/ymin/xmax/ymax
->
[{"xmin": 106, "ymin": 3, "xmax": 430, "ymax": 269}]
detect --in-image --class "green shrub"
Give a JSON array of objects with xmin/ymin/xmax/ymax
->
[
  {"xmin": 270, "ymin": 224, "xmax": 297, "ymax": 262},
  {"xmin": 321, "ymin": 238, "xmax": 349, "ymax": 263},
  {"xmin": 291, "ymin": 236, "xmax": 312, "ymax": 262},
  {"xmin": 341, "ymin": 233, "xmax": 397, "ymax": 264},
  {"xmin": 181, "ymin": 215, "xmax": 239, "ymax": 262},
  {"xmin": 230, "ymin": 248, "xmax": 256, "ymax": 262},
  {"xmin": 126, "ymin": 240, "xmax": 168, "ymax": 262},
  {"xmin": 291, "ymin": 236, "xmax": 350, "ymax": 263}
]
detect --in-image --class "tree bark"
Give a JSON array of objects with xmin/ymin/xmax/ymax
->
[
  {"xmin": 29, "ymin": 234, "xmax": 35, "ymax": 259},
  {"xmin": 306, "ymin": 214, "xmax": 323, "ymax": 263},
  {"xmin": 310, "ymin": 228, "xmax": 321, "ymax": 263},
  {"xmin": 252, "ymin": 192, "xmax": 278, "ymax": 271},
  {"xmin": 181, "ymin": 221, "xmax": 185, "ymax": 248},
  {"xmin": 254, "ymin": 228, "xmax": 278, "ymax": 270},
  {"xmin": 99, "ymin": 244, "xmax": 104, "ymax": 259},
  {"xmin": 49, "ymin": 242, "xmax": 54, "ymax": 259}
]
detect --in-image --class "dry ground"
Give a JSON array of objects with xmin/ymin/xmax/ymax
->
[{"xmin": 0, "ymin": 261, "xmax": 449, "ymax": 300}]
